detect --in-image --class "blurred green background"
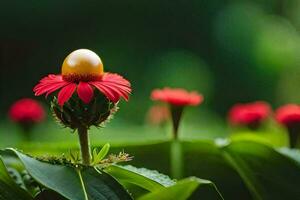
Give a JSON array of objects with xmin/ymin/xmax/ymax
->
[
  {"xmin": 2, "ymin": 0, "xmax": 300, "ymax": 117},
  {"xmin": 1, "ymin": 0, "xmax": 300, "ymax": 138}
]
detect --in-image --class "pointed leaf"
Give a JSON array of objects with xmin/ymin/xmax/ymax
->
[
  {"xmin": 138, "ymin": 177, "xmax": 223, "ymax": 200},
  {"xmin": 105, "ymin": 165, "xmax": 175, "ymax": 192},
  {"xmin": 94, "ymin": 143, "xmax": 110, "ymax": 163}
]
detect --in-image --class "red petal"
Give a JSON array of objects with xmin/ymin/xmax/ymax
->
[
  {"xmin": 102, "ymin": 73, "xmax": 131, "ymax": 87},
  {"xmin": 100, "ymin": 83, "xmax": 129, "ymax": 101},
  {"xmin": 151, "ymin": 88, "xmax": 203, "ymax": 106},
  {"xmin": 89, "ymin": 73, "xmax": 131, "ymax": 102},
  {"xmin": 77, "ymin": 82, "xmax": 94, "ymax": 104},
  {"xmin": 57, "ymin": 84, "xmax": 77, "ymax": 106},
  {"xmin": 34, "ymin": 75, "xmax": 69, "ymax": 97},
  {"xmin": 90, "ymin": 82, "xmax": 119, "ymax": 102},
  {"xmin": 105, "ymin": 82, "xmax": 131, "ymax": 100}
]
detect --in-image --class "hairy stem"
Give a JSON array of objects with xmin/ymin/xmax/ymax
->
[{"xmin": 78, "ymin": 126, "xmax": 91, "ymax": 165}]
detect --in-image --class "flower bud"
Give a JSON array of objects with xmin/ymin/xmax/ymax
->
[{"xmin": 51, "ymin": 91, "xmax": 117, "ymax": 130}]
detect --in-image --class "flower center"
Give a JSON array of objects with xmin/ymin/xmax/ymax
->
[{"xmin": 62, "ymin": 49, "xmax": 104, "ymax": 82}]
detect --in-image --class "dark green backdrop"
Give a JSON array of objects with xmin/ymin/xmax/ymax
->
[{"xmin": 1, "ymin": 0, "xmax": 300, "ymax": 122}]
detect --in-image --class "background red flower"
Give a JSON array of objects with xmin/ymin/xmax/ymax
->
[
  {"xmin": 228, "ymin": 101, "xmax": 271, "ymax": 126},
  {"xmin": 9, "ymin": 98, "xmax": 45, "ymax": 124},
  {"xmin": 275, "ymin": 104, "xmax": 300, "ymax": 127},
  {"xmin": 151, "ymin": 88, "xmax": 203, "ymax": 106}
]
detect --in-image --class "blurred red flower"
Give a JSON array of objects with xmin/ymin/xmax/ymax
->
[
  {"xmin": 275, "ymin": 104, "xmax": 300, "ymax": 127},
  {"xmin": 151, "ymin": 88, "xmax": 203, "ymax": 106},
  {"xmin": 9, "ymin": 98, "xmax": 45, "ymax": 124},
  {"xmin": 228, "ymin": 101, "xmax": 271, "ymax": 127}
]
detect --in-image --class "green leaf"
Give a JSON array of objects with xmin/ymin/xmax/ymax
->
[
  {"xmin": 92, "ymin": 143, "xmax": 110, "ymax": 164},
  {"xmin": 105, "ymin": 165, "xmax": 175, "ymax": 192},
  {"xmin": 98, "ymin": 143, "xmax": 110, "ymax": 160},
  {"xmin": 222, "ymin": 141, "xmax": 300, "ymax": 200},
  {"xmin": 278, "ymin": 147, "xmax": 300, "ymax": 164},
  {"xmin": 229, "ymin": 130, "xmax": 288, "ymax": 147},
  {"xmin": 183, "ymin": 140, "xmax": 252, "ymax": 199},
  {"xmin": 0, "ymin": 156, "xmax": 32, "ymax": 200},
  {"xmin": 3, "ymin": 149, "xmax": 132, "ymax": 200},
  {"xmin": 137, "ymin": 177, "xmax": 224, "ymax": 200}
]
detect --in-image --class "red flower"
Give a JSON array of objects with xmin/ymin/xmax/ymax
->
[
  {"xmin": 151, "ymin": 88, "xmax": 203, "ymax": 106},
  {"xmin": 228, "ymin": 101, "xmax": 271, "ymax": 126},
  {"xmin": 33, "ymin": 49, "xmax": 131, "ymax": 106},
  {"xmin": 9, "ymin": 98, "xmax": 45, "ymax": 123},
  {"xmin": 275, "ymin": 104, "xmax": 300, "ymax": 127}
]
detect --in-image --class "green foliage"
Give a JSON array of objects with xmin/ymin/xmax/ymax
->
[
  {"xmin": 119, "ymin": 139, "xmax": 300, "ymax": 199},
  {"xmin": 138, "ymin": 177, "xmax": 223, "ymax": 200},
  {"xmin": 185, "ymin": 140, "xmax": 300, "ymax": 199},
  {"xmin": 2, "ymin": 149, "xmax": 132, "ymax": 200},
  {"xmin": 222, "ymin": 141, "xmax": 300, "ymax": 200},
  {"xmin": 118, "ymin": 165, "xmax": 175, "ymax": 187},
  {"xmin": 0, "ymin": 148, "xmax": 223, "ymax": 200},
  {"xmin": 229, "ymin": 120, "xmax": 289, "ymax": 148},
  {"xmin": 13, "ymin": 131, "xmax": 300, "ymax": 199},
  {"xmin": 1, "ymin": 123, "xmax": 299, "ymax": 199},
  {"xmin": 0, "ymin": 157, "xmax": 32, "ymax": 200},
  {"xmin": 92, "ymin": 143, "xmax": 110, "ymax": 165},
  {"xmin": 105, "ymin": 165, "xmax": 174, "ymax": 192},
  {"xmin": 104, "ymin": 165, "xmax": 222, "ymax": 199},
  {"xmin": 182, "ymin": 140, "xmax": 252, "ymax": 199}
]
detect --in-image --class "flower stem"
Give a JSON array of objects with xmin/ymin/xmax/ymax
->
[
  {"xmin": 21, "ymin": 123, "xmax": 33, "ymax": 142},
  {"xmin": 170, "ymin": 105, "xmax": 184, "ymax": 179},
  {"xmin": 287, "ymin": 126, "xmax": 299, "ymax": 148},
  {"xmin": 78, "ymin": 126, "xmax": 91, "ymax": 165},
  {"xmin": 170, "ymin": 105, "xmax": 184, "ymax": 139},
  {"xmin": 171, "ymin": 139, "xmax": 183, "ymax": 179}
]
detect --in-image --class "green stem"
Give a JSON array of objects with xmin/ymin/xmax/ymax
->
[
  {"xmin": 170, "ymin": 105, "xmax": 183, "ymax": 139},
  {"xmin": 21, "ymin": 123, "xmax": 33, "ymax": 142},
  {"xmin": 78, "ymin": 126, "xmax": 91, "ymax": 165},
  {"xmin": 287, "ymin": 126, "xmax": 299, "ymax": 148},
  {"xmin": 171, "ymin": 139, "xmax": 183, "ymax": 179},
  {"xmin": 170, "ymin": 105, "xmax": 184, "ymax": 179}
]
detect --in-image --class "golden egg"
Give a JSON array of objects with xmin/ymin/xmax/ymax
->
[{"xmin": 62, "ymin": 49, "xmax": 104, "ymax": 77}]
